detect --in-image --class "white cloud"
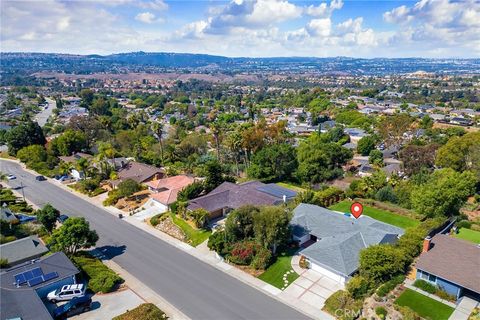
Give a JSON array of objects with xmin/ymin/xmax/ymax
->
[
  {"xmin": 305, "ymin": 0, "xmax": 343, "ymax": 17},
  {"xmin": 135, "ymin": 12, "xmax": 157, "ymax": 24},
  {"xmin": 306, "ymin": 18, "xmax": 331, "ymax": 37},
  {"xmin": 139, "ymin": 0, "xmax": 168, "ymax": 11}
]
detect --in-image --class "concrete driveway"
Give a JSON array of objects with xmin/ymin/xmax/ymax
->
[
  {"xmin": 71, "ymin": 289, "xmax": 144, "ymax": 320},
  {"xmin": 280, "ymin": 269, "xmax": 344, "ymax": 310}
]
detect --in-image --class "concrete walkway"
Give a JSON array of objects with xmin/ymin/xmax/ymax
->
[
  {"xmin": 6, "ymin": 160, "xmax": 332, "ymax": 320},
  {"xmin": 449, "ymin": 297, "xmax": 479, "ymax": 320}
]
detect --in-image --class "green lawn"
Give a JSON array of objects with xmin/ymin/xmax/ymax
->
[
  {"xmin": 170, "ymin": 213, "xmax": 212, "ymax": 247},
  {"xmin": 453, "ymin": 228, "xmax": 480, "ymax": 244},
  {"xmin": 276, "ymin": 182, "xmax": 306, "ymax": 193},
  {"xmin": 258, "ymin": 250, "xmax": 299, "ymax": 289},
  {"xmin": 395, "ymin": 289, "xmax": 454, "ymax": 320},
  {"xmin": 328, "ymin": 201, "xmax": 419, "ymax": 229}
]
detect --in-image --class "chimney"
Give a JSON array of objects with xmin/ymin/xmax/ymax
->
[{"xmin": 422, "ymin": 236, "xmax": 432, "ymax": 253}]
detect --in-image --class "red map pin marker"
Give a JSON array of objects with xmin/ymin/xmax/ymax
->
[{"xmin": 350, "ymin": 202, "xmax": 363, "ymax": 219}]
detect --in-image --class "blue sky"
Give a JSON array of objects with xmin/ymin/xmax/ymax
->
[{"xmin": 1, "ymin": 0, "xmax": 479, "ymax": 58}]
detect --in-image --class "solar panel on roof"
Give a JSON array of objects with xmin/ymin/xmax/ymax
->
[
  {"xmin": 14, "ymin": 273, "xmax": 26, "ymax": 285},
  {"xmin": 43, "ymin": 272, "xmax": 58, "ymax": 281},
  {"xmin": 28, "ymin": 276, "xmax": 44, "ymax": 287},
  {"xmin": 32, "ymin": 267, "xmax": 43, "ymax": 277},
  {"xmin": 23, "ymin": 270, "xmax": 34, "ymax": 281}
]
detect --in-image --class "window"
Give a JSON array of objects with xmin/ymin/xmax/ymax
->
[
  {"xmin": 428, "ymin": 274, "xmax": 437, "ymax": 283},
  {"xmin": 420, "ymin": 271, "xmax": 429, "ymax": 280}
]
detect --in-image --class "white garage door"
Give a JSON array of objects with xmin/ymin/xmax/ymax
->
[{"xmin": 310, "ymin": 261, "xmax": 347, "ymax": 284}]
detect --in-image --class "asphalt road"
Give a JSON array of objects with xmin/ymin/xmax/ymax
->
[
  {"xmin": 1, "ymin": 160, "xmax": 310, "ymax": 320},
  {"xmin": 34, "ymin": 97, "xmax": 56, "ymax": 127}
]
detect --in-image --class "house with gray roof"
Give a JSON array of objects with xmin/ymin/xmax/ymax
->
[
  {"xmin": 0, "ymin": 252, "xmax": 79, "ymax": 320},
  {"xmin": 0, "ymin": 206, "xmax": 18, "ymax": 224},
  {"xmin": 291, "ymin": 203, "xmax": 404, "ymax": 283},
  {"xmin": 0, "ymin": 235, "xmax": 48, "ymax": 267},
  {"xmin": 187, "ymin": 181, "xmax": 296, "ymax": 219}
]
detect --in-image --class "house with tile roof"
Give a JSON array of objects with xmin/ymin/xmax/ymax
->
[
  {"xmin": 147, "ymin": 175, "xmax": 195, "ymax": 209},
  {"xmin": 187, "ymin": 181, "xmax": 297, "ymax": 219},
  {"xmin": 110, "ymin": 161, "xmax": 165, "ymax": 188},
  {"xmin": 291, "ymin": 203, "xmax": 404, "ymax": 283},
  {"xmin": 415, "ymin": 234, "xmax": 480, "ymax": 301}
]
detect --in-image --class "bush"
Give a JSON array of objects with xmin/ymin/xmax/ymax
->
[
  {"xmin": 207, "ymin": 231, "xmax": 229, "ymax": 256},
  {"xmin": 375, "ymin": 185, "xmax": 397, "ymax": 203},
  {"xmin": 375, "ymin": 307, "xmax": 387, "ymax": 319},
  {"xmin": 0, "ymin": 258, "xmax": 9, "ymax": 268},
  {"xmin": 346, "ymin": 276, "xmax": 372, "ymax": 299},
  {"xmin": 229, "ymin": 241, "xmax": 258, "ymax": 265},
  {"xmin": 112, "ymin": 303, "xmax": 166, "ymax": 320},
  {"xmin": 413, "ymin": 279, "xmax": 437, "ymax": 294},
  {"xmin": 376, "ymin": 275, "xmax": 405, "ymax": 297},
  {"xmin": 251, "ymin": 247, "xmax": 273, "ymax": 270},
  {"xmin": 394, "ymin": 305, "xmax": 420, "ymax": 320},
  {"xmin": 323, "ymin": 290, "xmax": 363, "ymax": 320},
  {"xmin": 436, "ymin": 289, "xmax": 456, "ymax": 302},
  {"xmin": 150, "ymin": 214, "xmax": 166, "ymax": 227},
  {"xmin": 0, "ymin": 235, "xmax": 17, "ymax": 244},
  {"xmin": 456, "ymin": 220, "xmax": 472, "ymax": 229},
  {"xmin": 73, "ymin": 252, "xmax": 123, "ymax": 293}
]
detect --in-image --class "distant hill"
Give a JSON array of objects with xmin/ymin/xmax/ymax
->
[{"xmin": 1, "ymin": 51, "xmax": 480, "ymax": 77}]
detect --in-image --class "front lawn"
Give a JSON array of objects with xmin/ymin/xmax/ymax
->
[
  {"xmin": 113, "ymin": 303, "xmax": 167, "ymax": 320},
  {"xmin": 395, "ymin": 289, "xmax": 454, "ymax": 320},
  {"xmin": 258, "ymin": 250, "xmax": 299, "ymax": 289},
  {"xmin": 329, "ymin": 201, "xmax": 419, "ymax": 229},
  {"xmin": 170, "ymin": 213, "xmax": 211, "ymax": 247},
  {"xmin": 453, "ymin": 228, "xmax": 480, "ymax": 244}
]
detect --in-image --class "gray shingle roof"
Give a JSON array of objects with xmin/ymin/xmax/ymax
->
[
  {"xmin": 0, "ymin": 235, "xmax": 48, "ymax": 266},
  {"xmin": 187, "ymin": 181, "xmax": 296, "ymax": 213},
  {"xmin": 291, "ymin": 203, "xmax": 404, "ymax": 277}
]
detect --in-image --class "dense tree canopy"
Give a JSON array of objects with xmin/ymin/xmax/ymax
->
[
  {"xmin": 247, "ymin": 143, "xmax": 298, "ymax": 182},
  {"xmin": 37, "ymin": 204, "xmax": 60, "ymax": 233},
  {"xmin": 6, "ymin": 121, "xmax": 45, "ymax": 155},
  {"xmin": 49, "ymin": 217, "xmax": 99, "ymax": 256}
]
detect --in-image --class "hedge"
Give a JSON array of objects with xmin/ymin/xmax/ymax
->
[
  {"xmin": 73, "ymin": 252, "xmax": 123, "ymax": 293},
  {"xmin": 413, "ymin": 279, "xmax": 437, "ymax": 294},
  {"xmin": 377, "ymin": 275, "xmax": 405, "ymax": 297}
]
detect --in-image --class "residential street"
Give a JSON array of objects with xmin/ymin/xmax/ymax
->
[
  {"xmin": 0, "ymin": 160, "xmax": 310, "ymax": 320},
  {"xmin": 34, "ymin": 97, "xmax": 56, "ymax": 127}
]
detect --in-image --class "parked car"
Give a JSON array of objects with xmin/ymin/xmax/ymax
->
[
  {"xmin": 7, "ymin": 174, "xmax": 16, "ymax": 180},
  {"xmin": 35, "ymin": 175, "xmax": 46, "ymax": 181},
  {"xmin": 16, "ymin": 214, "xmax": 37, "ymax": 223},
  {"xmin": 52, "ymin": 296, "xmax": 92, "ymax": 319},
  {"xmin": 47, "ymin": 284, "xmax": 86, "ymax": 303},
  {"xmin": 57, "ymin": 214, "xmax": 69, "ymax": 224}
]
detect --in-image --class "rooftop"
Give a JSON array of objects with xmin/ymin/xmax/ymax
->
[
  {"xmin": 0, "ymin": 235, "xmax": 48, "ymax": 266},
  {"xmin": 416, "ymin": 234, "xmax": 480, "ymax": 294},
  {"xmin": 291, "ymin": 203, "xmax": 404, "ymax": 277}
]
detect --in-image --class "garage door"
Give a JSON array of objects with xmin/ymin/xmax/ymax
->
[{"xmin": 310, "ymin": 261, "xmax": 347, "ymax": 284}]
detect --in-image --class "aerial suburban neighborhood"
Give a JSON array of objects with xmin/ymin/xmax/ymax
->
[{"xmin": 1, "ymin": 0, "xmax": 480, "ymax": 320}]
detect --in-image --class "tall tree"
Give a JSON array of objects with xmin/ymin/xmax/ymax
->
[
  {"xmin": 247, "ymin": 143, "xmax": 298, "ymax": 182},
  {"xmin": 6, "ymin": 121, "xmax": 45, "ymax": 155},
  {"xmin": 37, "ymin": 204, "xmax": 60, "ymax": 234},
  {"xmin": 253, "ymin": 206, "xmax": 291, "ymax": 254},
  {"xmin": 49, "ymin": 217, "xmax": 99, "ymax": 256},
  {"xmin": 377, "ymin": 114, "xmax": 414, "ymax": 147},
  {"xmin": 151, "ymin": 121, "xmax": 164, "ymax": 164}
]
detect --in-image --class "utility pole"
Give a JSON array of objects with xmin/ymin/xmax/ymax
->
[{"xmin": 20, "ymin": 181, "xmax": 25, "ymax": 202}]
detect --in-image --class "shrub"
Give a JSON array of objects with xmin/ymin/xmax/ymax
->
[
  {"xmin": 229, "ymin": 241, "xmax": 258, "ymax": 265},
  {"xmin": 112, "ymin": 303, "xmax": 166, "ymax": 320},
  {"xmin": 394, "ymin": 305, "xmax": 420, "ymax": 320},
  {"xmin": 456, "ymin": 220, "xmax": 472, "ymax": 229},
  {"xmin": 0, "ymin": 235, "xmax": 17, "ymax": 244},
  {"xmin": 150, "ymin": 214, "xmax": 165, "ymax": 227},
  {"xmin": 375, "ymin": 185, "xmax": 397, "ymax": 203},
  {"xmin": 0, "ymin": 258, "xmax": 9, "ymax": 268},
  {"xmin": 207, "ymin": 231, "xmax": 229, "ymax": 256},
  {"xmin": 323, "ymin": 290, "xmax": 363, "ymax": 320},
  {"xmin": 73, "ymin": 252, "xmax": 123, "ymax": 293},
  {"xmin": 375, "ymin": 307, "xmax": 387, "ymax": 320},
  {"xmin": 413, "ymin": 279, "xmax": 437, "ymax": 294},
  {"xmin": 346, "ymin": 276, "xmax": 372, "ymax": 299},
  {"xmin": 251, "ymin": 247, "xmax": 273, "ymax": 270},
  {"xmin": 376, "ymin": 275, "xmax": 405, "ymax": 297},
  {"xmin": 436, "ymin": 289, "xmax": 456, "ymax": 302}
]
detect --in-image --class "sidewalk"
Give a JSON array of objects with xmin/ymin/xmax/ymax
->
[
  {"xmin": 4, "ymin": 159, "xmax": 333, "ymax": 319},
  {"xmin": 449, "ymin": 297, "xmax": 479, "ymax": 320}
]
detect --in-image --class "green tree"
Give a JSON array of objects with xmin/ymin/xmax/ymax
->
[
  {"xmin": 49, "ymin": 217, "xmax": 99, "ymax": 256},
  {"xmin": 399, "ymin": 144, "xmax": 438, "ymax": 176},
  {"xmin": 37, "ymin": 204, "xmax": 60, "ymax": 233},
  {"xmin": 253, "ymin": 206, "xmax": 291, "ymax": 254},
  {"xmin": 297, "ymin": 133, "xmax": 353, "ymax": 184},
  {"xmin": 369, "ymin": 149, "xmax": 384, "ymax": 167},
  {"xmin": 17, "ymin": 145, "xmax": 47, "ymax": 165},
  {"xmin": 436, "ymin": 132, "xmax": 480, "ymax": 172},
  {"xmin": 247, "ymin": 143, "xmax": 298, "ymax": 182},
  {"xmin": 411, "ymin": 169, "xmax": 476, "ymax": 217},
  {"xmin": 6, "ymin": 121, "xmax": 45, "ymax": 155},
  {"xmin": 117, "ymin": 179, "xmax": 141, "ymax": 198},
  {"xmin": 377, "ymin": 114, "xmax": 414, "ymax": 147},
  {"xmin": 357, "ymin": 136, "xmax": 376, "ymax": 156},
  {"xmin": 225, "ymin": 205, "xmax": 259, "ymax": 242},
  {"xmin": 203, "ymin": 159, "xmax": 234, "ymax": 192},
  {"xmin": 49, "ymin": 129, "xmax": 87, "ymax": 156},
  {"xmin": 359, "ymin": 244, "xmax": 407, "ymax": 284}
]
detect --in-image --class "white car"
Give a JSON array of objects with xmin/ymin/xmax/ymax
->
[
  {"xmin": 7, "ymin": 174, "xmax": 16, "ymax": 180},
  {"xmin": 47, "ymin": 284, "xmax": 86, "ymax": 303}
]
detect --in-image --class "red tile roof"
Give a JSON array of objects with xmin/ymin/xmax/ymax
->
[{"xmin": 148, "ymin": 175, "xmax": 194, "ymax": 205}]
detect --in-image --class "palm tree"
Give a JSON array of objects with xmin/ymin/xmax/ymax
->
[
  {"xmin": 151, "ymin": 121, "xmax": 164, "ymax": 164},
  {"xmin": 210, "ymin": 122, "xmax": 222, "ymax": 162}
]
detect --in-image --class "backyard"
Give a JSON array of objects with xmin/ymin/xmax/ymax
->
[
  {"xmin": 170, "ymin": 213, "xmax": 212, "ymax": 247},
  {"xmin": 258, "ymin": 249, "xmax": 299, "ymax": 290},
  {"xmin": 329, "ymin": 201, "xmax": 419, "ymax": 229},
  {"xmin": 453, "ymin": 228, "xmax": 480, "ymax": 244},
  {"xmin": 395, "ymin": 289, "xmax": 454, "ymax": 320}
]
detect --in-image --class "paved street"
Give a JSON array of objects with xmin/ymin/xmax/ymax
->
[
  {"xmin": 1, "ymin": 160, "xmax": 310, "ymax": 320},
  {"xmin": 34, "ymin": 97, "xmax": 56, "ymax": 127}
]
